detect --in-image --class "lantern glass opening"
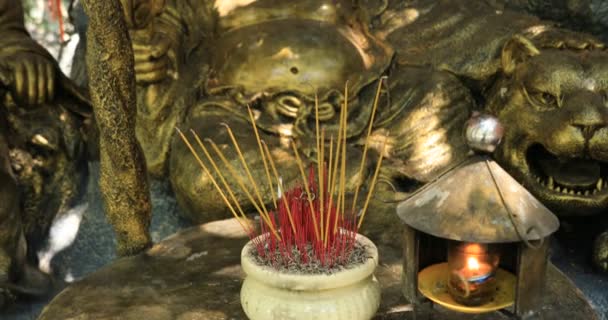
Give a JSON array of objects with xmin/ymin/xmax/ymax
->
[{"xmin": 447, "ymin": 241, "xmax": 500, "ymax": 306}]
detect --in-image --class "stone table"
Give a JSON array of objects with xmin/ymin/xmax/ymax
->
[{"xmin": 38, "ymin": 219, "xmax": 599, "ymax": 320}]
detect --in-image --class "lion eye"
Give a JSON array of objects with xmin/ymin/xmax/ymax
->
[
  {"xmin": 540, "ymin": 93, "xmax": 557, "ymax": 105},
  {"xmin": 523, "ymin": 87, "xmax": 560, "ymax": 110},
  {"xmin": 531, "ymin": 91, "xmax": 559, "ymax": 109}
]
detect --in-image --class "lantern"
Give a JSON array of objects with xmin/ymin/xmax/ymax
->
[{"xmin": 397, "ymin": 155, "xmax": 559, "ymax": 318}]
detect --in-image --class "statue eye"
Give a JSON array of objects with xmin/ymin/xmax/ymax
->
[
  {"xmin": 536, "ymin": 92, "xmax": 558, "ymax": 107},
  {"xmin": 525, "ymin": 87, "xmax": 560, "ymax": 110}
]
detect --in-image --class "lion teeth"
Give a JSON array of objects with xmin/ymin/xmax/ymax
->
[
  {"xmin": 576, "ymin": 191, "xmax": 582, "ymax": 195},
  {"xmin": 556, "ymin": 186, "xmax": 561, "ymax": 192},
  {"xmin": 562, "ymin": 187, "xmax": 569, "ymax": 194},
  {"xmin": 585, "ymin": 190, "xmax": 590, "ymax": 196},
  {"xmin": 598, "ymin": 179, "xmax": 603, "ymax": 191},
  {"xmin": 547, "ymin": 176, "xmax": 554, "ymax": 189}
]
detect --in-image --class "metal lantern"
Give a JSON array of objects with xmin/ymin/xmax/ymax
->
[{"xmin": 396, "ymin": 156, "xmax": 560, "ymax": 319}]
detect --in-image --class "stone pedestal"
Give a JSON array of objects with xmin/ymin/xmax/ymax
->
[{"xmin": 38, "ymin": 219, "xmax": 599, "ymax": 320}]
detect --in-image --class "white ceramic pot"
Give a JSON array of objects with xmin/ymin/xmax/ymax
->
[{"xmin": 240, "ymin": 233, "xmax": 381, "ymax": 320}]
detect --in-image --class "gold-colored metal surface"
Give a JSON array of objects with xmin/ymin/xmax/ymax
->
[
  {"xmin": 515, "ymin": 239, "xmax": 551, "ymax": 317},
  {"xmin": 418, "ymin": 263, "xmax": 516, "ymax": 314},
  {"xmin": 396, "ymin": 156, "xmax": 560, "ymax": 243},
  {"xmin": 111, "ymin": 0, "xmax": 608, "ymax": 269}
]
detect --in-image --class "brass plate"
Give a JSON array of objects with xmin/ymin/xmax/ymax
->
[{"xmin": 418, "ymin": 262, "xmax": 516, "ymax": 314}]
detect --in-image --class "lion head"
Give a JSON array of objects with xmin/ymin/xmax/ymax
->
[{"xmin": 486, "ymin": 35, "xmax": 608, "ymax": 216}]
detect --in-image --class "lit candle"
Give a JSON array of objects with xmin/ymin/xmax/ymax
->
[
  {"xmin": 462, "ymin": 256, "xmax": 493, "ymax": 283},
  {"xmin": 448, "ymin": 242, "xmax": 499, "ymax": 306}
]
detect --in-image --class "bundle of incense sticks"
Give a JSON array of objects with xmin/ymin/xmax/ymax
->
[{"xmin": 177, "ymin": 79, "xmax": 388, "ymax": 268}]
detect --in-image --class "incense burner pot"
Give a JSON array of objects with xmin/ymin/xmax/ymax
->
[{"xmin": 240, "ymin": 233, "xmax": 381, "ymax": 320}]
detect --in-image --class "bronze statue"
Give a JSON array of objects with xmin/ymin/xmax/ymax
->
[
  {"xmin": 0, "ymin": 0, "xmax": 90, "ymax": 303},
  {"xmin": 106, "ymin": 0, "xmax": 608, "ymax": 270},
  {"xmin": 498, "ymin": 0, "xmax": 608, "ymax": 44}
]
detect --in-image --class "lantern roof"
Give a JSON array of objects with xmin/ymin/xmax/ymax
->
[{"xmin": 396, "ymin": 156, "xmax": 559, "ymax": 243}]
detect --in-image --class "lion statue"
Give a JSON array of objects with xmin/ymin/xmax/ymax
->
[{"xmin": 374, "ymin": 0, "xmax": 608, "ymax": 270}]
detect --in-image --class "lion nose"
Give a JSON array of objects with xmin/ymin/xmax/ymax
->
[
  {"xmin": 569, "ymin": 100, "xmax": 606, "ymax": 140},
  {"xmin": 572, "ymin": 124, "xmax": 603, "ymax": 140}
]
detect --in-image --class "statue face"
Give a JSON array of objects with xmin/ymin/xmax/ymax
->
[
  {"xmin": 206, "ymin": 19, "xmax": 392, "ymax": 99},
  {"xmin": 205, "ymin": 15, "xmax": 392, "ymax": 139},
  {"xmin": 491, "ymin": 49, "xmax": 608, "ymax": 215}
]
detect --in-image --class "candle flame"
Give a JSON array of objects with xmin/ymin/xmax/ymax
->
[{"xmin": 467, "ymin": 256, "xmax": 480, "ymax": 271}]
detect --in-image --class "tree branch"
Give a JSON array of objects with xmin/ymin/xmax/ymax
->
[{"xmin": 82, "ymin": 0, "xmax": 151, "ymax": 256}]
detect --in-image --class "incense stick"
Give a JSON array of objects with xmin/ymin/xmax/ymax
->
[
  {"xmin": 290, "ymin": 140, "xmax": 321, "ymax": 241},
  {"xmin": 357, "ymin": 136, "xmax": 388, "ymax": 229},
  {"xmin": 319, "ymin": 127, "xmax": 325, "ymax": 243},
  {"xmin": 176, "ymin": 77, "xmax": 391, "ymax": 270},
  {"xmin": 351, "ymin": 77, "xmax": 384, "ymax": 214},
  {"xmin": 221, "ymin": 123, "xmax": 271, "ymax": 219},
  {"xmin": 175, "ymin": 129, "xmax": 248, "ymax": 233},
  {"xmin": 246, "ymin": 106, "xmax": 277, "ymax": 209},
  {"xmin": 206, "ymin": 138, "xmax": 280, "ymax": 240},
  {"xmin": 328, "ymin": 82, "xmax": 348, "ymax": 236},
  {"xmin": 190, "ymin": 130, "xmax": 248, "ymax": 223},
  {"xmin": 261, "ymin": 140, "xmax": 297, "ymax": 235},
  {"xmin": 324, "ymin": 135, "xmax": 334, "ymax": 247},
  {"xmin": 314, "ymin": 93, "xmax": 325, "ymax": 242},
  {"xmin": 335, "ymin": 82, "xmax": 349, "ymax": 233}
]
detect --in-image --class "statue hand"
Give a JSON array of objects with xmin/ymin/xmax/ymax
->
[
  {"xmin": 132, "ymin": 32, "xmax": 176, "ymax": 84},
  {"xmin": 6, "ymin": 53, "xmax": 56, "ymax": 106}
]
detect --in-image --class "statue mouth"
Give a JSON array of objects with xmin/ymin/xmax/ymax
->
[{"xmin": 526, "ymin": 144, "xmax": 608, "ymax": 198}]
